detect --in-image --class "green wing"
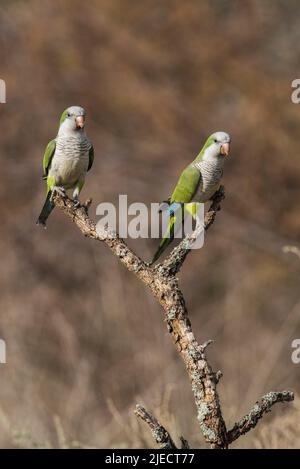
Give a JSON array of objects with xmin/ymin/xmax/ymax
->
[
  {"xmin": 151, "ymin": 165, "xmax": 200, "ymax": 264},
  {"xmin": 42, "ymin": 139, "xmax": 56, "ymax": 178},
  {"xmin": 170, "ymin": 164, "xmax": 200, "ymax": 203},
  {"xmin": 88, "ymin": 145, "xmax": 94, "ymax": 172}
]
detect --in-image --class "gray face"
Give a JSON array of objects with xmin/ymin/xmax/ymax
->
[
  {"xmin": 201, "ymin": 131, "xmax": 232, "ymax": 161},
  {"xmin": 207, "ymin": 131, "xmax": 231, "ymax": 159},
  {"xmin": 61, "ymin": 106, "xmax": 86, "ymax": 132},
  {"xmin": 66, "ymin": 106, "xmax": 85, "ymax": 117},
  {"xmin": 211, "ymin": 131, "xmax": 231, "ymax": 144}
]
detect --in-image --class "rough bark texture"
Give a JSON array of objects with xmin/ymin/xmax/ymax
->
[
  {"xmin": 227, "ymin": 391, "xmax": 294, "ymax": 444},
  {"xmin": 134, "ymin": 405, "xmax": 177, "ymax": 449},
  {"xmin": 53, "ymin": 187, "xmax": 294, "ymax": 449}
]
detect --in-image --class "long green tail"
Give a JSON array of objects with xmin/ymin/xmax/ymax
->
[
  {"xmin": 151, "ymin": 204, "xmax": 186, "ymax": 264},
  {"xmin": 151, "ymin": 214, "xmax": 177, "ymax": 264},
  {"xmin": 36, "ymin": 191, "xmax": 55, "ymax": 227}
]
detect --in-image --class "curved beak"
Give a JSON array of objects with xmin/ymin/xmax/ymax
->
[
  {"xmin": 220, "ymin": 142, "xmax": 230, "ymax": 157},
  {"xmin": 75, "ymin": 115, "xmax": 85, "ymax": 129}
]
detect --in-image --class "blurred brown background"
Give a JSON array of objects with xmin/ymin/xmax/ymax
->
[{"xmin": 0, "ymin": 0, "xmax": 300, "ymax": 448}]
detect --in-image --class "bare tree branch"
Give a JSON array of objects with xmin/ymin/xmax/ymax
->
[
  {"xmin": 227, "ymin": 391, "xmax": 294, "ymax": 444},
  {"xmin": 52, "ymin": 190, "xmax": 294, "ymax": 449},
  {"xmin": 134, "ymin": 405, "xmax": 177, "ymax": 449}
]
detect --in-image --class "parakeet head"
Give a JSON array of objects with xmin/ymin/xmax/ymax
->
[
  {"xmin": 59, "ymin": 106, "xmax": 86, "ymax": 132},
  {"xmin": 202, "ymin": 131, "xmax": 231, "ymax": 159}
]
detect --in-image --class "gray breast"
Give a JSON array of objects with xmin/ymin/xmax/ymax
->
[
  {"xmin": 192, "ymin": 159, "xmax": 223, "ymax": 202},
  {"xmin": 50, "ymin": 135, "xmax": 91, "ymax": 187},
  {"xmin": 55, "ymin": 135, "xmax": 91, "ymax": 159}
]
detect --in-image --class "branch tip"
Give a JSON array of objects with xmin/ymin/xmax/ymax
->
[
  {"xmin": 134, "ymin": 404, "xmax": 177, "ymax": 449},
  {"xmin": 227, "ymin": 390, "xmax": 294, "ymax": 444},
  {"xmin": 199, "ymin": 339, "xmax": 214, "ymax": 352}
]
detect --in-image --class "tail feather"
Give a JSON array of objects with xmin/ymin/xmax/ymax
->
[
  {"xmin": 151, "ymin": 215, "xmax": 176, "ymax": 264},
  {"xmin": 36, "ymin": 191, "xmax": 55, "ymax": 227},
  {"xmin": 151, "ymin": 207, "xmax": 185, "ymax": 264}
]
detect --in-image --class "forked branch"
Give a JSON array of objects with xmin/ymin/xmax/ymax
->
[{"xmin": 52, "ymin": 187, "xmax": 294, "ymax": 449}]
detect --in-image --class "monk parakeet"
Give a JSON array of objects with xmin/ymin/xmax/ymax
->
[
  {"xmin": 151, "ymin": 131, "xmax": 231, "ymax": 264},
  {"xmin": 36, "ymin": 106, "xmax": 94, "ymax": 227}
]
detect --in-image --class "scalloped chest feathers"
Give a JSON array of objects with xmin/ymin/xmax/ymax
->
[
  {"xmin": 192, "ymin": 158, "xmax": 224, "ymax": 202},
  {"xmin": 49, "ymin": 135, "xmax": 91, "ymax": 187}
]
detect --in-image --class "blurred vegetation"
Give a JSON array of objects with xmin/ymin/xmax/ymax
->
[{"xmin": 0, "ymin": 0, "xmax": 299, "ymax": 448}]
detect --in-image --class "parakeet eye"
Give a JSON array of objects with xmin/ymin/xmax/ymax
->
[{"xmin": 67, "ymin": 112, "xmax": 71, "ymax": 117}]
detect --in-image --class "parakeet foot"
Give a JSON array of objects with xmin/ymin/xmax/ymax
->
[
  {"xmin": 73, "ymin": 198, "xmax": 81, "ymax": 208},
  {"xmin": 50, "ymin": 186, "xmax": 66, "ymax": 201}
]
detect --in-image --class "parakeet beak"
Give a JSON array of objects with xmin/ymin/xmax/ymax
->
[
  {"xmin": 75, "ymin": 115, "xmax": 85, "ymax": 129},
  {"xmin": 220, "ymin": 142, "xmax": 230, "ymax": 157}
]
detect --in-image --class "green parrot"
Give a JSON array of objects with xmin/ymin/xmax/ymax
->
[
  {"xmin": 36, "ymin": 106, "xmax": 94, "ymax": 227},
  {"xmin": 151, "ymin": 131, "xmax": 231, "ymax": 264}
]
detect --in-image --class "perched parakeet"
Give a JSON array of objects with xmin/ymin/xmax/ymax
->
[
  {"xmin": 151, "ymin": 131, "xmax": 231, "ymax": 264},
  {"xmin": 36, "ymin": 106, "xmax": 94, "ymax": 227}
]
